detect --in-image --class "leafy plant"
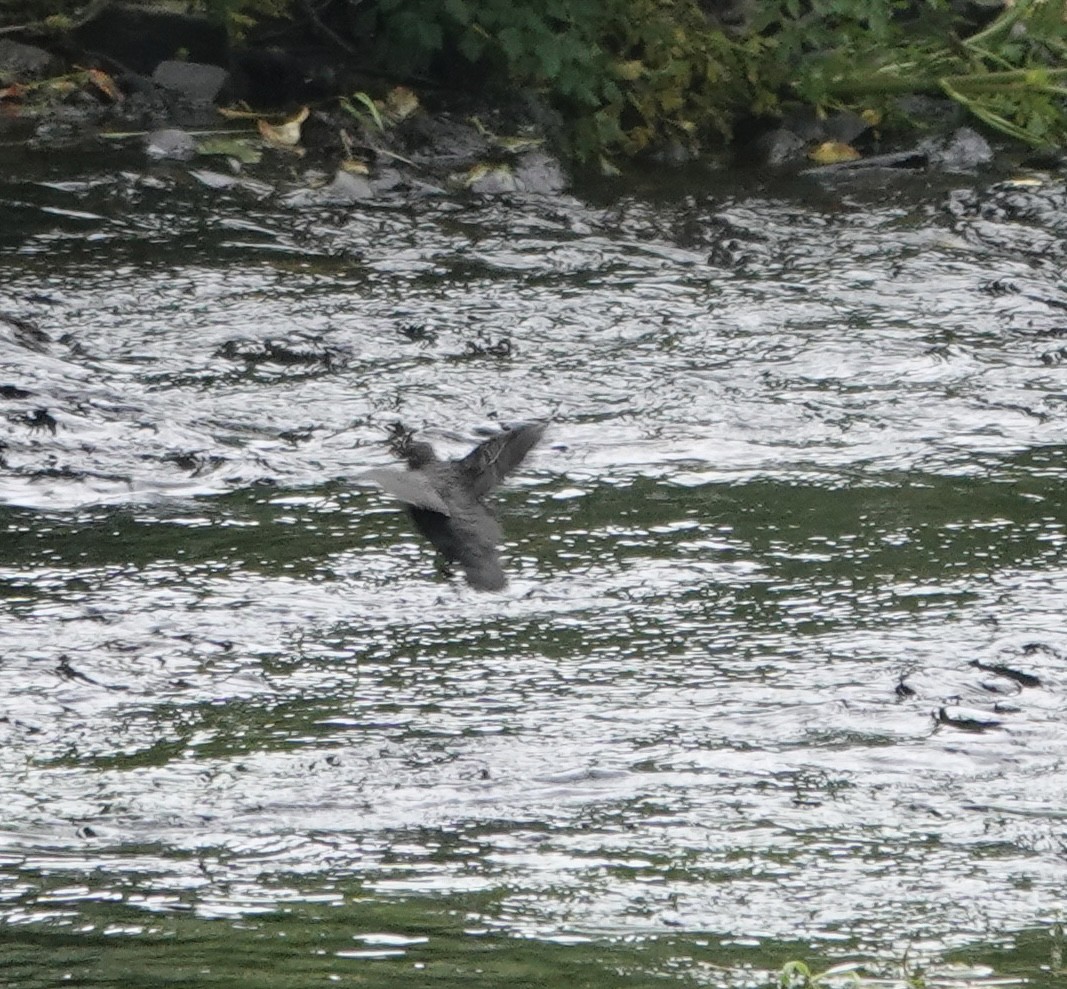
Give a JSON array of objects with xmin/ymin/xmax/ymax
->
[
  {"xmin": 347, "ymin": 0, "xmax": 759, "ymax": 160},
  {"xmin": 187, "ymin": 0, "xmax": 1066, "ymax": 158},
  {"xmin": 751, "ymin": 0, "xmax": 1067, "ymax": 147},
  {"xmin": 340, "ymin": 90, "xmax": 385, "ymax": 132}
]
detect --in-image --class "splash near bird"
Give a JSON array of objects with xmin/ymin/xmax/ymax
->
[{"xmin": 362, "ymin": 422, "xmax": 546, "ymax": 591}]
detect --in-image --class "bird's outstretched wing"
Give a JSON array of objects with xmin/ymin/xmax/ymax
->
[
  {"xmin": 359, "ymin": 468, "xmax": 452, "ymax": 516},
  {"xmin": 459, "ymin": 421, "xmax": 546, "ymax": 498}
]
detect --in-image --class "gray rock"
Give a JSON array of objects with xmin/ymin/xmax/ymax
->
[
  {"xmin": 361, "ymin": 422, "xmax": 546, "ymax": 591},
  {"xmin": 405, "ymin": 115, "xmax": 494, "ymax": 167},
  {"xmin": 778, "ymin": 106, "xmax": 825, "ymax": 142},
  {"xmin": 0, "ymin": 39, "xmax": 60, "ymax": 82},
  {"xmin": 921, "ymin": 126, "xmax": 994, "ymax": 173},
  {"xmin": 820, "ymin": 110, "xmax": 870, "ymax": 145},
  {"xmin": 369, "ymin": 168, "xmax": 405, "ymax": 195},
  {"xmin": 467, "ymin": 165, "xmax": 520, "ymax": 195},
  {"xmin": 189, "ymin": 169, "xmax": 239, "ymax": 190},
  {"xmin": 776, "ymin": 107, "xmax": 871, "ymax": 145},
  {"xmin": 895, "ymin": 94, "xmax": 966, "ymax": 130},
  {"xmin": 324, "ymin": 169, "xmax": 375, "ymax": 203},
  {"xmin": 514, "ymin": 150, "xmax": 567, "ymax": 195},
  {"xmin": 282, "ymin": 169, "xmax": 375, "ymax": 207},
  {"xmin": 152, "ymin": 60, "xmax": 229, "ymax": 103},
  {"xmin": 145, "ymin": 128, "xmax": 197, "ymax": 161},
  {"xmin": 750, "ymin": 127, "xmax": 808, "ymax": 167}
]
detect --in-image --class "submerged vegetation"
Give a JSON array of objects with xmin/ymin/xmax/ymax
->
[{"xmin": 4, "ymin": 0, "xmax": 1066, "ymax": 159}]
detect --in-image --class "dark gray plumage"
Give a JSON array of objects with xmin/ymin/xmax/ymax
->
[{"xmin": 363, "ymin": 422, "xmax": 545, "ymax": 591}]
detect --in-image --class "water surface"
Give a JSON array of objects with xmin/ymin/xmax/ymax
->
[{"xmin": 2, "ymin": 144, "xmax": 1067, "ymax": 987}]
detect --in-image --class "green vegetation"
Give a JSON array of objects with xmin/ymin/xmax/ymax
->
[
  {"xmin": 5, "ymin": 0, "xmax": 1065, "ymax": 159},
  {"xmin": 342, "ymin": 0, "xmax": 755, "ymax": 161},
  {"xmin": 195, "ymin": 0, "xmax": 1066, "ymax": 159},
  {"xmin": 755, "ymin": 0, "xmax": 1067, "ymax": 148}
]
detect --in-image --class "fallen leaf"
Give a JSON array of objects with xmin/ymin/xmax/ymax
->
[
  {"xmin": 218, "ymin": 104, "xmax": 260, "ymax": 120},
  {"xmin": 340, "ymin": 157, "xmax": 370, "ymax": 175},
  {"xmin": 257, "ymin": 106, "xmax": 309, "ymax": 148},
  {"xmin": 494, "ymin": 134, "xmax": 544, "ymax": 153},
  {"xmin": 87, "ymin": 68, "xmax": 123, "ymax": 103},
  {"xmin": 197, "ymin": 136, "xmax": 262, "ymax": 164},
  {"xmin": 599, "ymin": 155, "xmax": 621, "ymax": 177},
  {"xmin": 455, "ymin": 162, "xmax": 517, "ymax": 193},
  {"xmin": 809, "ymin": 140, "xmax": 861, "ymax": 164},
  {"xmin": 383, "ymin": 86, "xmax": 419, "ymax": 123},
  {"xmin": 1002, "ymin": 175, "xmax": 1045, "ymax": 187},
  {"xmin": 462, "ymin": 163, "xmax": 492, "ymax": 186}
]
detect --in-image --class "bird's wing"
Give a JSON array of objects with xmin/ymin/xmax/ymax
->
[
  {"xmin": 359, "ymin": 468, "xmax": 452, "ymax": 516},
  {"xmin": 459, "ymin": 421, "xmax": 546, "ymax": 498}
]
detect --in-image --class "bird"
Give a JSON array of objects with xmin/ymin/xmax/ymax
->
[{"xmin": 362, "ymin": 421, "xmax": 546, "ymax": 591}]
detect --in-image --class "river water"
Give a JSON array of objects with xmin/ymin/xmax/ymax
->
[{"xmin": 2, "ymin": 142, "xmax": 1067, "ymax": 987}]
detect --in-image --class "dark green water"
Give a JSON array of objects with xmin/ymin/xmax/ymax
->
[{"xmin": 2, "ymin": 143, "xmax": 1067, "ymax": 987}]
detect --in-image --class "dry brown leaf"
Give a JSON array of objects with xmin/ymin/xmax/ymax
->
[
  {"xmin": 809, "ymin": 140, "xmax": 861, "ymax": 164},
  {"xmin": 257, "ymin": 106, "xmax": 309, "ymax": 147},
  {"xmin": 383, "ymin": 86, "xmax": 419, "ymax": 123},
  {"xmin": 87, "ymin": 68, "xmax": 123, "ymax": 103},
  {"xmin": 217, "ymin": 105, "xmax": 260, "ymax": 120}
]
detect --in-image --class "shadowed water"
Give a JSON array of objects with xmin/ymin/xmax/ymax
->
[{"xmin": 2, "ymin": 144, "xmax": 1067, "ymax": 987}]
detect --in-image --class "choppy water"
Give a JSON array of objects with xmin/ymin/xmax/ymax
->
[{"xmin": 3, "ymin": 142, "xmax": 1067, "ymax": 987}]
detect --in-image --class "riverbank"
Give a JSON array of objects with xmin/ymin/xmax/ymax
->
[{"xmin": 1, "ymin": 0, "xmax": 1063, "ymax": 199}]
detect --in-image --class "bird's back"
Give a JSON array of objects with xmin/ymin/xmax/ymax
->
[{"xmin": 409, "ymin": 463, "xmax": 506, "ymax": 589}]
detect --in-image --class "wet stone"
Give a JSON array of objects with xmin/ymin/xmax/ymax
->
[
  {"xmin": 467, "ymin": 165, "xmax": 519, "ymax": 196},
  {"xmin": 145, "ymin": 128, "xmax": 197, "ymax": 161},
  {"xmin": 514, "ymin": 150, "xmax": 567, "ymax": 195},
  {"xmin": 0, "ymin": 39, "xmax": 60, "ymax": 81},
  {"xmin": 921, "ymin": 126, "xmax": 994, "ymax": 173},
  {"xmin": 405, "ymin": 115, "xmax": 494, "ymax": 167},
  {"xmin": 323, "ymin": 169, "xmax": 375, "ymax": 203},
  {"xmin": 152, "ymin": 60, "xmax": 229, "ymax": 103},
  {"xmin": 749, "ymin": 127, "xmax": 808, "ymax": 168}
]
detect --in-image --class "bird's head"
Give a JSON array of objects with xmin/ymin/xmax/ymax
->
[{"xmin": 404, "ymin": 441, "xmax": 438, "ymax": 469}]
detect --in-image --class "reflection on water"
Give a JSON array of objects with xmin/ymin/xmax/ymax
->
[{"xmin": 2, "ymin": 146, "xmax": 1067, "ymax": 986}]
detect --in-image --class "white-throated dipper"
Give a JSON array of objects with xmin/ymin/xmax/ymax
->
[{"xmin": 363, "ymin": 422, "xmax": 545, "ymax": 590}]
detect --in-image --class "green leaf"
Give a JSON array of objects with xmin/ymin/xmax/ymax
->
[
  {"xmin": 340, "ymin": 91, "xmax": 384, "ymax": 131},
  {"xmin": 538, "ymin": 41, "xmax": 562, "ymax": 80},
  {"xmin": 498, "ymin": 26, "xmax": 525, "ymax": 62},
  {"xmin": 417, "ymin": 19, "xmax": 443, "ymax": 51},
  {"xmin": 196, "ymin": 136, "xmax": 262, "ymax": 164},
  {"xmin": 443, "ymin": 0, "xmax": 470, "ymax": 25},
  {"xmin": 457, "ymin": 29, "xmax": 486, "ymax": 63}
]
